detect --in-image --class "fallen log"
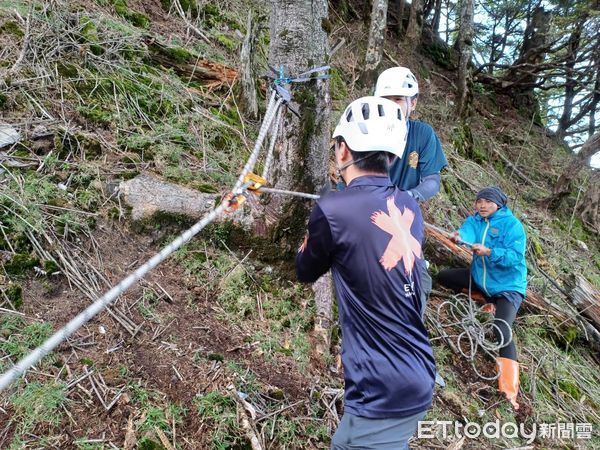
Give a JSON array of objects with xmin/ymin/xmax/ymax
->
[
  {"xmin": 566, "ymin": 275, "xmax": 600, "ymax": 331},
  {"xmin": 118, "ymin": 173, "xmax": 254, "ymax": 227},
  {"xmin": 145, "ymin": 38, "xmax": 238, "ymax": 86}
]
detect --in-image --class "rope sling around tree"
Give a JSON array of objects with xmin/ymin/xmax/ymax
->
[{"xmin": 0, "ymin": 65, "xmax": 330, "ymax": 392}]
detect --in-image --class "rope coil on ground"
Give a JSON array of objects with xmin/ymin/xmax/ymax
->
[{"xmin": 437, "ymin": 292, "xmax": 513, "ymax": 381}]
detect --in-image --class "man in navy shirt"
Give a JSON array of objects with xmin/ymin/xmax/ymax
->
[
  {"xmin": 375, "ymin": 66, "xmax": 448, "ymax": 201},
  {"xmin": 296, "ymin": 96, "xmax": 436, "ymax": 449},
  {"xmin": 375, "ymin": 68, "xmax": 448, "ymax": 348}
]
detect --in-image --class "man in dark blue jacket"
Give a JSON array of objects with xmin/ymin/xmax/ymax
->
[{"xmin": 296, "ymin": 97, "xmax": 436, "ymax": 449}]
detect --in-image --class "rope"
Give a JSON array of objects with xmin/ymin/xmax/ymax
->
[
  {"xmin": 256, "ymin": 186, "xmax": 320, "ymax": 200},
  {"xmin": 0, "ymin": 63, "xmax": 324, "ymax": 390},
  {"xmin": 431, "ymin": 223, "xmax": 514, "ymax": 380},
  {"xmin": 261, "ymin": 109, "xmax": 283, "ymax": 180}
]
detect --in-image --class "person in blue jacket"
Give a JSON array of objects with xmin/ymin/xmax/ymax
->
[
  {"xmin": 296, "ymin": 96, "xmax": 435, "ymax": 450},
  {"xmin": 437, "ymin": 186, "xmax": 526, "ymax": 410}
]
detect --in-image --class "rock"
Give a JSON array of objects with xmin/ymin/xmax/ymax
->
[{"xmin": 576, "ymin": 240, "xmax": 588, "ymax": 251}]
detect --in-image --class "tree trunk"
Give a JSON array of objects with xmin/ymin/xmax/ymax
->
[
  {"xmin": 578, "ymin": 170, "xmax": 599, "ymax": 232},
  {"xmin": 556, "ymin": 15, "xmax": 587, "ymax": 139},
  {"xmin": 456, "ymin": 0, "xmax": 473, "ymax": 119},
  {"xmin": 503, "ymin": 6, "xmax": 551, "ymax": 111},
  {"xmin": 422, "ymin": 0, "xmax": 435, "ymax": 23},
  {"xmin": 540, "ymin": 132, "xmax": 600, "ymax": 209},
  {"xmin": 431, "ymin": 0, "xmax": 442, "ymax": 34},
  {"xmin": 239, "ymin": 11, "xmax": 259, "ymax": 119},
  {"xmin": 359, "ymin": 0, "xmax": 389, "ymax": 87},
  {"xmin": 406, "ymin": 0, "xmax": 421, "ymax": 41},
  {"xmin": 267, "ymin": 0, "xmax": 333, "ymax": 350},
  {"xmin": 396, "ymin": 0, "xmax": 406, "ymax": 35}
]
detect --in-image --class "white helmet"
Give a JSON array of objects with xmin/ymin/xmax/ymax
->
[
  {"xmin": 374, "ymin": 67, "xmax": 419, "ymax": 98},
  {"xmin": 332, "ymin": 96, "xmax": 407, "ymax": 159}
]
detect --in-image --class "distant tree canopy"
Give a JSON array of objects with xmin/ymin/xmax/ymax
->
[{"xmin": 354, "ymin": 0, "xmax": 599, "ymax": 157}]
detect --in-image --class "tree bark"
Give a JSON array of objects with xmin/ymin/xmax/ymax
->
[
  {"xmin": 406, "ymin": 0, "xmax": 421, "ymax": 41},
  {"xmin": 540, "ymin": 132, "xmax": 600, "ymax": 209},
  {"xmin": 396, "ymin": 0, "xmax": 406, "ymax": 35},
  {"xmin": 456, "ymin": 0, "xmax": 473, "ymax": 119},
  {"xmin": 267, "ymin": 0, "xmax": 333, "ymax": 349},
  {"xmin": 556, "ymin": 14, "xmax": 587, "ymax": 139},
  {"xmin": 431, "ymin": 0, "xmax": 442, "ymax": 35},
  {"xmin": 566, "ymin": 275, "xmax": 600, "ymax": 333},
  {"xmin": 239, "ymin": 11, "xmax": 259, "ymax": 119},
  {"xmin": 577, "ymin": 170, "xmax": 599, "ymax": 232},
  {"xmin": 359, "ymin": 0, "xmax": 389, "ymax": 87}
]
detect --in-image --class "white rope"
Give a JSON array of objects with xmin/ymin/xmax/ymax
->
[
  {"xmin": 0, "ymin": 89, "xmax": 286, "ymax": 392},
  {"xmin": 437, "ymin": 293, "xmax": 513, "ymax": 381},
  {"xmin": 261, "ymin": 108, "xmax": 283, "ymax": 180}
]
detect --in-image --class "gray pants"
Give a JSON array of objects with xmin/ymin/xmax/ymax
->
[
  {"xmin": 419, "ymin": 266, "xmax": 432, "ymax": 320},
  {"xmin": 331, "ymin": 411, "xmax": 427, "ymax": 450}
]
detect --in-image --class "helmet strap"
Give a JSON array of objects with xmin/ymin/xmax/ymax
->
[{"xmin": 335, "ymin": 153, "xmax": 378, "ymax": 183}]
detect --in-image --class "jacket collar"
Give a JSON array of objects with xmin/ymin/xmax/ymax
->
[{"xmin": 347, "ymin": 175, "xmax": 394, "ymax": 189}]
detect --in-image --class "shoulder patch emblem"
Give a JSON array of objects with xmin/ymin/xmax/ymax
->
[{"xmin": 408, "ymin": 151, "xmax": 419, "ymax": 169}]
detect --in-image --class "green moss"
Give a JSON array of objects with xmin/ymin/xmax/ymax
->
[
  {"xmin": 452, "ymin": 124, "xmax": 487, "ymax": 163},
  {"xmin": 150, "ymin": 43, "xmax": 194, "ymax": 64},
  {"xmin": 77, "ymin": 104, "xmax": 113, "ymax": 127},
  {"xmin": 0, "ymin": 92, "xmax": 7, "ymax": 110},
  {"xmin": 56, "ymin": 62, "xmax": 79, "ymax": 78},
  {"xmin": 321, "ymin": 18, "xmax": 332, "ymax": 34},
  {"xmin": 0, "ymin": 20, "xmax": 24, "ymax": 38},
  {"xmin": 207, "ymin": 352, "xmax": 224, "ymax": 362},
  {"xmin": 215, "ymin": 33, "xmax": 237, "ymax": 52},
  {"xmin": 160, "ymin": 0, "xmax": 198, "ymax": 17},
  {"xmin": 560, "ymin": 326, "xmax": 578, "ymax": 345},
  {"xmin": 43, "ymin": 260, "xmax": 60, "ymax": 274},
  {"xmin": 558, "ymin": 379, "xmax": 582, "ymax": 401},
  {"xmin": 138, "ymin": 438, "xmax": 166, "ymax": 450},
  {"xmin": 4, "ymin": 253, "xmax": 39, "ymax": 276},
  {"xmin": 421, "ymin": 41, "xmax": 456, "ymax": 69},
  {"xmin": 80, "ymin": 16, "xmax": 104, "ymax": 55},
  {"xmin": 4, "ymin": 284, "xmax": 23, "ymax": 309},
  {"xmin": 111, "ymin": 0, "xmax": 150, "ymax": 29},
  {"xmin": 330, "ymin": 67, "xmax": 348, "ymax": 101}
]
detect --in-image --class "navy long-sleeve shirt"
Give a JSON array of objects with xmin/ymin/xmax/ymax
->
[{"xmin": 296, "ymin": 175, "xmax": 435, "ymax": 418}]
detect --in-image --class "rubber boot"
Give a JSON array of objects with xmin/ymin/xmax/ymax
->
[
  {"xmin": 461, "ymin": 288, "xmax": 486, "ymax": 305},
  {"xmin": 496, "ymin": 357, "xmax": 520, "ymax": 410}
]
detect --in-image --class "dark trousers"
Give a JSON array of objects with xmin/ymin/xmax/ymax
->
[{"xmin": 437, "ymin": 268, "xmax": 518, "ymax": 361}]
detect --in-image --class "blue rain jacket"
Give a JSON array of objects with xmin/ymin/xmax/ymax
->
[{"xmin": 458, "ymin": 207, "xmax": 527, "ymax": 302}]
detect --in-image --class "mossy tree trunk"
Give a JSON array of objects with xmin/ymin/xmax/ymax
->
[
  {"xmin": 265, "ymin": 0, "xmax": 333, "ymax": 346},
  {"xmin": 541, "ymin": 132, "xmax": 599, "ymax": 210},
  {"xmin": 578, "ymin": 170, "xmax": 599, "ymax": 232},
  {"xmin": 406, "ymin": 0, "xmax": 421, "ymax": 42},
  {"xmin": 359, "ymin": 0, "xmax": 388, "ymax": 87},
  {"xmin": 239, "ymin": 11, "xmax": 259, "ymax": 119},
  {"xmin": 265, "ymin": 0, "xmax": 330, "ymax": 246},
  {"xmin": 456, "ymin": 0, "xmax": 473, "ymax": 119}
]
